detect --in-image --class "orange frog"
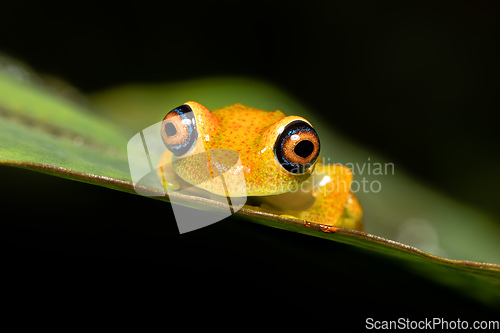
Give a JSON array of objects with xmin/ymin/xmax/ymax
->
[{"xmin": 158, "ymin": 101, "xmax": 363, "ymax": 231}]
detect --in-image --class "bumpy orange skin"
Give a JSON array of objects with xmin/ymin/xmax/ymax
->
[
  {"xmin": 297, "ymin": 164, "xmax": 363, "ymax": 231},
  {"xmin": 158, "ymin": 101, "xmax": 363, "ymax": 231}
]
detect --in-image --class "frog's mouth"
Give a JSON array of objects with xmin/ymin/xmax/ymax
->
[
  {"xmin": 246, "ymin": 190, "xmax": 316, "ymax": 212},
  {"xmin": 172, "ymin": 148, "xmax": 248, "ymax": 198}
]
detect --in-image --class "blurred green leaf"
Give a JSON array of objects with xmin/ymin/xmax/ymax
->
[
  {"xmin": 0, "ymin": 58, "xmax": 130, "ymax": 183},
  {"xmin": 1, "ymin": 58, "xmax": 500, "ymax": 310}
]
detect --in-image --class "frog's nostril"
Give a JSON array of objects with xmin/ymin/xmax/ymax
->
[
  {"xmin": 164, "ymin": 122, "xmax": 177, "ymax": 137},
  {"xmin": 294, "ymin": 140, "xmax": 314, "ymax": 158}
]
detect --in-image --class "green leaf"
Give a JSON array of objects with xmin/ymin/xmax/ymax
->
[
  {"xmin": 0, "ymin": 59, "xmax": 130, "ymax": 184},
  {"xmin": 1, "ymin": 58, "xmax": 500, "ymax": 310}
]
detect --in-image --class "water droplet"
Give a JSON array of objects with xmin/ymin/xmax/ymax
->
[{"xmin": 319, "ymin": 224, "xmax": 338, "ymax": 233}]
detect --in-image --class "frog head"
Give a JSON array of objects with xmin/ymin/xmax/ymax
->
[{"xmin": 159, "ymin": 101, "xmax": 321, "ymax": 197}]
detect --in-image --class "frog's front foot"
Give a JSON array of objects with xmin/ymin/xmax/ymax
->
[
  {"xmin": 296, "ymin": 164, "xmax": 364, "ymax": 231},
  {"xmin": 252, "ymin": 163, "xmax": 363, "ymax": 231}
]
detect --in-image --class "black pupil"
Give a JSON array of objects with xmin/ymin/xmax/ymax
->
[
  {"xmin": 165, "ymin": 123, "xmax": 177, "ymax": 136},
  {"xmin": 294, "ymin": 140, "xmax": 314, "ymax": 158}
]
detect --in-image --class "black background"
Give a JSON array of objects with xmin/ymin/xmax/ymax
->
[{"xmin": 1, "ymin": 0, "xmax": 499, "ymax": 325}]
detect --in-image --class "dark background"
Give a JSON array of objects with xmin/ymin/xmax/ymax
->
[{"xmin": 1, "ymin": 0, "xmax": 499, "ymax": 323}]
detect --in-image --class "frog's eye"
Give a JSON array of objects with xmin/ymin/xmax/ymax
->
[
  {"xmin": 274, "ymin": 120, "xmax": 320, "ymax": 174},
  {"xmin": 161, "ymin": 104, "xmax": 198, "ymax": 156}
]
